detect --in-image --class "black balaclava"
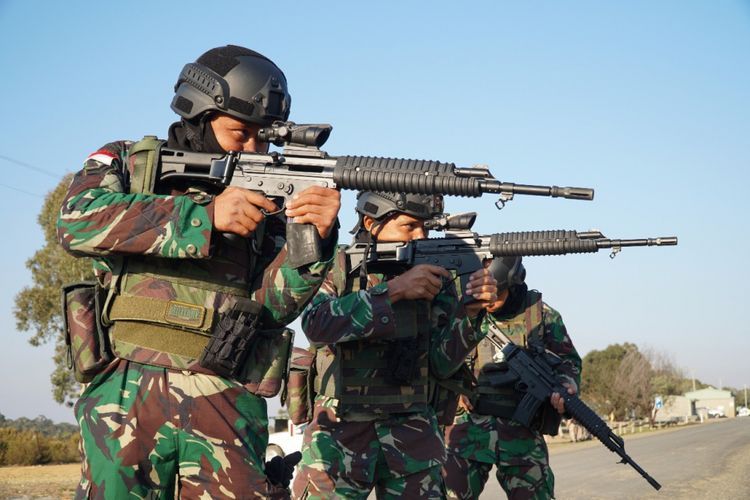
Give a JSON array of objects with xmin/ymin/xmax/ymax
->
[
  {"xmin": 167, "ymin": 113, "xmax": 225, "ymax": 154},
  {"xmin": 493, "ymin": 283, "xmax": 529, "ymax": 318}
]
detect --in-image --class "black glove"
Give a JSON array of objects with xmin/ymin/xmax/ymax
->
[{"xmin": 265, "ymin": 451, "xmax": 302, "ymax": 488}]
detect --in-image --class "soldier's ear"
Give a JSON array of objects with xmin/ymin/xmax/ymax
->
[{"xmin": 363, "ymin": 216, "xmax": 375, "ymax": 232}]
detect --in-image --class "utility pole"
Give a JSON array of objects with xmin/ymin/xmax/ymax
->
[{"xmin": 745, "ymin": 384, "xmax": 747, "ymax": 408}]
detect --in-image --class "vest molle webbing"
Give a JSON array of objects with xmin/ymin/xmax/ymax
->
[
  {"xmin": 102, "ymin": 137, "xmax": 289, "ymax": 395},
  {"xmin": 313, "ymin": 247, "xmax": 432, "ymax": 416}
]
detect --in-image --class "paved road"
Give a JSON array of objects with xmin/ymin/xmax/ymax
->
[{"xmin": 479, "ymin": 417, "xmax": 750, "ymax": 499}]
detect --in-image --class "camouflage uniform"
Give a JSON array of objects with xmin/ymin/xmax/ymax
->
[
  {"xmin": 443, "ymin": 289, "xmax": 581, "ymax": 500},
  {"xmin": 292, "ymin": 248, "xmax": 486, "ymax": 499},
  {"xmin": 58, "ymin": 139, "xmax": 335, "ymax": 498}
]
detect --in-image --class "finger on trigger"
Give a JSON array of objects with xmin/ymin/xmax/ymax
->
[
  {"xmin": 242, "ymin": 204, "xmax": 265, "ymax": 224},
  {"xmin": 247, "ymin": 191, "xmax": 278, "ymax": 212}
]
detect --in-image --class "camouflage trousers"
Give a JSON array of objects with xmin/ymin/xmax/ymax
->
[
  {"xmin": 442, "ymin": 411, "xmax": 554, "ymax": 500},
  {"xmin": 74, "ymin": 359, "xmax": 288, "ymax": 499},
  {"xmin": 292, "ymin": 397, "xmax": 446, "ymax": 499}
]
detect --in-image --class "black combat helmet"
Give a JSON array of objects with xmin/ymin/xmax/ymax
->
[
  {"xmin": 355, "ymin": 191, "xmax": 444, "ymax": 222},
  {"xmin": 171, "ymin": 45, "xmax": 291, "ymax": 126},
  {"xmin": 352, "ymin": 191, "xmax": 444, "ymax": 235},
  {"xmin": 488, "ymin": 256, "xmax": 526, "ymax": 292}
]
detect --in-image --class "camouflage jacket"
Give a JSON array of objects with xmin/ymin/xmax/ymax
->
[
  {"xmin": 57, "ymin": 140, "xmax": 335, "ymax": 358},
  {"xmin": 301, "ymin": 245, "xmax": 487, "ymax": 418},
  {"xmin": 478, "ymin": 291, "xmax": 581, "ymax": 390}
]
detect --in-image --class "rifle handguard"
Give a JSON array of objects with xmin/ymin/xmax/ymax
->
[
  {"xmin": 562, "ymin": 393, "xmax": 623, "ymax": 450},
  {"xmin": 334, "ymin": 156, "xmax": 482, "ymax": 197},
  {"xmin": 490, "ymin": 230, "xmax": 599, "ymax": 256}
]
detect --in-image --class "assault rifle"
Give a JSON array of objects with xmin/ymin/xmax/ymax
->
[
  {"xmin": 153, "ymin": 121, "xmax": 593, "ymax": 267},
  {"xmin": 345, "ymin": 224, "xmax": 677, "ymax": 298},
  {"xmin": 482, "ymin": 333, "xmax": 662, "ymax": 490}
]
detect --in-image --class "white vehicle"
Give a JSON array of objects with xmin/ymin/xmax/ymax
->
[
  {"xmin": 737, "ymin": 407, "xmax": 750, "ymax": 417},
  {"xmin": 707, "ymin": 408, "xmax": 726, "ymax": 418}
]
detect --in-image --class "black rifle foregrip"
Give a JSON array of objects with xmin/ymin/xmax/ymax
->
[
  {"xmin": 490, "ymin": 230, "xmax": 600, "ymax": 256},
  {"xmin": 563, "ymin": 394, "xmax": 622, "ymax": 451},
  {"xmin": 333, "ymin": 156, "xmax": 482, "ymax": 197}
]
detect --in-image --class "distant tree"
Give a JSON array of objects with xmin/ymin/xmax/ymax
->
[
  {"xmin": 580, "ymin": 343, "xmax": 636, "ymax": 417},
  {"xmin": 13, "ymin": 174, "xmax": 93, "ymax": 406},
  {"xmin": 581, "ymin": 343, "xmax": 660, "ymax": 421},
  {"xmin": 724, "ymin": 386, "xmax": 748, "ymax": 413},
  {"xmin": 611, "ymin": 348, "xmax": 654, "ymax": 422},
  {"xmin": 738, "ymin": 386, "xmax": 749, "ymax": 410}
]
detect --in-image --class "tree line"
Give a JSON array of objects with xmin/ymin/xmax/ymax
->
[
  {"xmin": 580, "ymin": 342, "xmax": 744, "ymax": 423},
  {"xmin": 0, "ymin": 413, "xmax": 79, "ymax": 466}
]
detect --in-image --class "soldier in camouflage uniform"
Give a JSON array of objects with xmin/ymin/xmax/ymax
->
[
  {"xmin": 442, "ymin": 257, "xmax": 582, "ymax": 500},
  {"xmin": 291, "ymin": 192, "xmax": 498, "ymax": 499},
  {"xmin": 57, "ymin": 45, "xmax": 341, "ymax": 499}
]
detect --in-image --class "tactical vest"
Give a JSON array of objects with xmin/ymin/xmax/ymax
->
[
  {"xmin": 473, "ymin": 290, "xmax": 544, "ymax": 414},
  {"xmin": 312, "ymin": 247, "xmax": 432, "ymax": 417},
  {"xmin": 102, "ymin": 136, "xmax": 292, "ymax": 396}
]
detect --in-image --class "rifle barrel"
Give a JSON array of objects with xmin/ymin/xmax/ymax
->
[
  {"xmin": 596, "ymin": 237, "xmax": 678, "ymax": 248},
  {"xmin": 483, "ymin": 181, "xmax": 595, "ymax": 200}
]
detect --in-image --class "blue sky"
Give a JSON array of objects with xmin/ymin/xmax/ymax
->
[{"xmin": 0, "ymin": 1, "xmax": 748, "ymax": 424}]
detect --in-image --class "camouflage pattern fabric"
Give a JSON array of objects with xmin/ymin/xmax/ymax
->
[
  {"xmin": 479, "ymin": 297, "xmax": 581, "ymax": 389},
  {"xmin": 443, "ymin": 411, "xmax": 553, "ymax": 500},
  {"xmin": 63, "ymin": 282, "xmax": 111, "ymax": 383},
  {"xmin": 292, "ymin": 246, "xmax": 487, "ymax": 498},
  {"xmin": 292, "ymin": 396, "xmax": 445, "ymax": 499},
  {"xmin": 59, "ymin": 140, "xmax": 336, "ymax": 496},
  {"xmin": 75, "ymin": 359, "xmax": 288, "ymax": 499},
  {"xmin": 442, "ymin": 297, "xmax": 581, "ymax": 500},
  {"xmin": 303, "ymin": 247, "xmax": 485, "ymax": 384},
  {"xmin": 58, "ymin": 141, "xmax": 333, "ymax": 334}
]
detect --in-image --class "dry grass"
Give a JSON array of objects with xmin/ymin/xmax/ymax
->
[{"xmin": 0, "ymin": 463, "xmax": 79, "ymax": 499}]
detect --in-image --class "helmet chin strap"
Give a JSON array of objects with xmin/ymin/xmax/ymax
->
[{"xmin": 359, "ymin": 220, "xmax": 384, "ymax": 291}]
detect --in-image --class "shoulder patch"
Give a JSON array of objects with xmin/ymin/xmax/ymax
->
[{"xmin": 86, "ymin": 150, "xmax": 117, "ymax": 166}]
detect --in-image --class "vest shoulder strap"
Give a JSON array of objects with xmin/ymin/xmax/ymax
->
[
  {"xmin": 525, "ymin": 289, "xmax": 545, "ymax": 339},
  {"xmin": 331, "ymin": 245, "xmax": 354, "ymax": 295},
  {"xmin": 128, "ymin": 135, "xmax": 165, "ymax": 195}
]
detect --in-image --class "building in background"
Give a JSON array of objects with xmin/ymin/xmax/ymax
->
[
  {"xmin": 657, "ymin": 387, "xmax": 735, "ymax": 422},
  {"xmin": 685, "ymin": 387, "xmax": 735, "ymax": 419}
]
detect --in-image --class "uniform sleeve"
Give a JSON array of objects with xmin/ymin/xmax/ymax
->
[
  {"xmin": 251, "ymin": 220, "xmax": 339, "ymax": 328},
  {"xmin": 542, "ymin": 304, "xmax": 582, "ymax": 390},
  {"xmin": 299, "ymin": 249, "xmax": 398, "ymax": 346},
  {"xmin": 57, "ymin": 142, "xmax": 214, "ymax": 259},
  {"xmin": 428, "ymin": 279, "xmax": 486, "ymax": 380}
]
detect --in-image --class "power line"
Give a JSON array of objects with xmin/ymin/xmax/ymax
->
[
  {"xmin": 0, "ymin": 182, "xmax": 44, "ymax": 198},
  {"xmin": 0, "ymin": 154, "xmax": 60, "ymax": 179}
]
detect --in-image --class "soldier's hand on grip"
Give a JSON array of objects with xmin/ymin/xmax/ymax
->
[
  {"xmin": 463, "ymin": 267, "xmax": 498, "ymax": 318},
  {"xmin": 387, "ymin": 264, "xmax": 451, "ymax": 302},
  {"xmin": 551, "ymin": 382, "xmax": 577, "ymax": 414},
  {"xmin": 214, "ymin": 187, "xmax": 279, "ymax": 236},
  {"xmin": 285, "ymin": 186, "xmax": 341, "ymax": 238}
]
